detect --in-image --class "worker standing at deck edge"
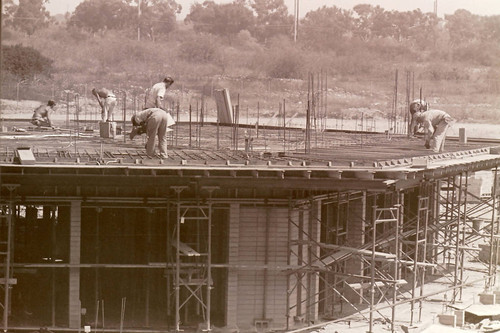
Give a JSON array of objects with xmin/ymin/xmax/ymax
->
[
  {"xmin": 144, "ymin": 77, "xmax": 174, "ymax": 110},
  {"xmin": 129, "ymin": 108, "xmax": 175, "ymax": 158},
  {"xmin": 411, "ymin": 109, "xmax": 455, "ymax": 153}
]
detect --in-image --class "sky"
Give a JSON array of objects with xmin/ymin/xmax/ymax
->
[{"xmin": 45, "ymin": 0, "xmax": 500, "ymax": 18}]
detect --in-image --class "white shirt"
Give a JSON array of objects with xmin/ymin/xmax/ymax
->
[{"xmin": 144, "ymin": 82, "xmax": 167, "ymax": 109}]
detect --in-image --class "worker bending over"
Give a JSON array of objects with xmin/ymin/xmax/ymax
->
[
  {"xmin": 144, "ymin": 76, "xmax": 174, "ymax": 109},
  {"xmin": 411, "ymin": 109, "xmax": 454, "ymax": 153},
  {"xmin": 31, "ymin": 100, "xmax": 56, "ymax": 127},
  {"xmin": 409, "ymin": 99, "xmax": 428, "ymax": 115},
  {"xmin": 92, "ymin": 88, "xmax": 116, "ymax": 122},
  {"xmin": 129, "ymin": 108, "xmax": 175, "ymax": 158},
  {"xmin": 409, "ymin": 99, "xmax": 429, "ymax": 134}
]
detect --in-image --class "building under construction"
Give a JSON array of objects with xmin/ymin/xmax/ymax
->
[{"xmin": 0, "ymin": 118, "xmax": 499, "ymax": 333}]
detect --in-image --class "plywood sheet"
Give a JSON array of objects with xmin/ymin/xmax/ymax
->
[{"xmin": 214, "ymin": 88, "xmax": 233, "ymax": 124}]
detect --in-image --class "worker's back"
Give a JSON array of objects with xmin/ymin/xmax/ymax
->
[
  {"xmin": 421, "ymin": 109, "xmax": 454, "ymax": 128},
  {"xmin": 32, "ymin": 104, "xmax": 48, "ymax": 118}
]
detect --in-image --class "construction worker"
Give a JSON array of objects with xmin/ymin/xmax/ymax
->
[
  {"xmin": 411, "ymin": 109, "xmax": 454, "ymax": 153},
  {"xmin": 31, "ymin": 100, "xmax": 56, "ymax": 127},
  {"xmin": 129, "ymin": 108, "xmax": 175, "ymax": 158},
  {"xmin": 409, "ymin": 99, "xmax": 429, "ymax": 135},
  {"xmin": 92, "ymin": 88, "xmax": 117, "ymax": 122},
  {"xmin": 409, "ymin": 99, "xmax": 428, "ymax": 115},
  {"xmin": 144, "ymin": 77, "xmax": 174, "ymax": 109}
]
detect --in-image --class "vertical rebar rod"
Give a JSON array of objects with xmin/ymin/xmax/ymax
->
[
  {"xmin": 283, "ymin": 99, "xmax": 286, "ymax": 153},
  {"xmin": 123, "ymin": 91, "xmax": 127, "ymax": 143},
  {"xmin": 189, "ymin": 104, "xmax": 192, "ymax": 148},
  {"xmin": 66, "ymin": 92, "xmax": 70, "ymax": 128},
  {"xmin": 176, "ymin": 103, "xmax": 179, "ymax": 147}
]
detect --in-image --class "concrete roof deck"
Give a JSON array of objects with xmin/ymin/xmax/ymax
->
[{"xmin": 0, "ymin": 122, "xmax": 498, "ymax": 168}]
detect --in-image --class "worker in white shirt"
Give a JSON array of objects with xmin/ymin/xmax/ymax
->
[
  {"xmin": 411, "ymin": 109, "xmax": 454, "ymax": 153},
  {"xmin": 92, "ymin": 88, "xmax": 117, "ymax": 122},
  {"xmin": 144, "ymin": 76, "xmax": 174, "ymax": 110},
  {"xmin": 129, "ymin": 108, "xmax": 175, "ymax": 158}
]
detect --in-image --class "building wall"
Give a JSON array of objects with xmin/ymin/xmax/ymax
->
[{"xmin": 228, "ymin": 205, "xmax": 290, "ymax": 330}]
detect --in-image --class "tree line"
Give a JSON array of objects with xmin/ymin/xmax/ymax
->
[{"xmin": 1, "ymin": 0, "xmax": 499, "ymax": 81}]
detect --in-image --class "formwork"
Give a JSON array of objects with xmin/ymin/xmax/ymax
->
[{"xmin": 0, "ymin": 122, "xmax": 499, "ymax": 333}]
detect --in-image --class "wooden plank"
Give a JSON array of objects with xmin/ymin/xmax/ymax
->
[
  {"xmin": 347, "ymin": 279, "xmax": 407, "ymax": 290},
  {"xmin": 173, "ymin": 241, "xmax": 200, "ymax": 256}
]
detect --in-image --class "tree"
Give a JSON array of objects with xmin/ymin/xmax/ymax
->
[
  {"xmin": 251, "ymin": 0, "xmax": 292, "ymax": 42},
  {"xmin": 68, "ymin": 0, "xmax": 133, "ymax": 34},
  {"xmin": 445, "ymin": 10, "xmax": 479, "ymax": 45},
  {"xmin": 352, "ymin": 4, "xmax": 385, "ymax": 41},
  {"xmin": 185, "ymin": 1, "xmax": 255, "ymax": 40},
  {"xmin": 1, "ymin": 44, "xmax": 53, "ymax": 80},
  {"xmin": 300, "ymin": 6, "xmax": 353, "ymax": 51},
  {"xmin": 137, "ymin": 0, "xmax": 181, "ymax": 40},
  {"xmin": 3, "ymin": 0, "xmax": 52, "ymax": 36},
  {"xmin": 480, "ymin": 15, "xmax": 500, "ymax": 44}
]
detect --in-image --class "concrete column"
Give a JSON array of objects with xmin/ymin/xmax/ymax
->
[
  {"xmin": 69, "ymin": 201, "xmax": 81, "ymax": 328},
  {"xmin": 345, "ymin": 191, "xmax": 366, "ymax": 303},
  {"xmin": 226, "ymin": 203, "xmax": 240, "ymax": 328}
]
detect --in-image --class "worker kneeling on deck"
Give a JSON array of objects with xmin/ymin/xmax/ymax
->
[
  {"xmin": 411, "ymin": 109, "xmax": 454, "ymax": 153},
  {"xmin": 31, "ymin": 100, "xmax": 56, "ymax": 128},
  {"xmin": 129, "ymin": 108, "xmax": 175, "ymax": 158}
]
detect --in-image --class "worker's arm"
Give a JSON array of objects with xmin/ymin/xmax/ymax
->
[
  {"xmin": 409, "ymin": 116, "xmax": 420, "ymax": 136},
  {"xmin": 45, "ymin": 107, "xmax": 53, "ymax": 127},
  {"xmin": 92, "ymin": 88, "xmax": 104, "ymax": 108},
  {"xmin": 155, "ymin": 95, "xmax": 164, "ymax": 109}
]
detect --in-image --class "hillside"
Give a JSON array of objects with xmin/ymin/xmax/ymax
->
[{"xmin": 1, "ymin": 3, "xmax": 500, "ymax": 125}]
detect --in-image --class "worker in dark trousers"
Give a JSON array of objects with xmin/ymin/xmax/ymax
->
[
  {"xmin": 411, "ymin": 109, "xmax": 454, "ymax": 153},
  {"xmin": 130, "ymin": 108, "xmax": 175, "ymax": 158}
]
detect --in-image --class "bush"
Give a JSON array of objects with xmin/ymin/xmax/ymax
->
[
  {"xmin": 1, "ymin": 44, "xmax": 54, "ymax": 80},
  {"xmin": 262, "ymin": 37, "xmax": 305, "ymax": 79},
  {"xmin": 178, "ymin": 33, "xmax": 220, "ymax": 63}
]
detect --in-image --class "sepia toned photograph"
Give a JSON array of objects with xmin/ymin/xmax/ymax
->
[{"xmin": 1, "ymin": 1, "xmax": 499, "ymax": 332}]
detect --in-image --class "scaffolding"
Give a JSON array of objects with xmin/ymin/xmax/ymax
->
[
  {"xmin": 170, "ymin": 186, "xmax": 217, "ymax": 332},
  {"xmin": 286, "ymin": 168, "xmax": 499, "ymax": 333},
  {"xmin": 0, "ymin": 185, "xmax": 17, "ymax": 332}
]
